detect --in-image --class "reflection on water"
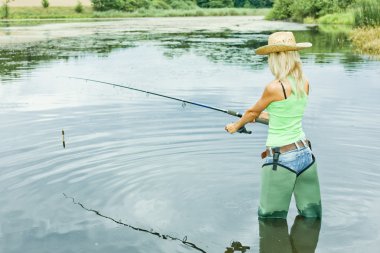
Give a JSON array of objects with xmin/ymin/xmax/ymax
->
[
  {"xmin": 0, "ymin": 20, "xmax": 380, "ymax": 253},
  {"xmin": 0, "ymin": 25, "xmax": 367, "ymax": 80},
  {"xmin": 259, "ymin": 216, "xmax": 321, "ymax": 253},
  {"xmin": 63, "ymin": 193, "xmax": 208, "ymax": 253}
]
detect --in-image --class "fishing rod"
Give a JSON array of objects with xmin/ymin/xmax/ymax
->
[{"xmin": 67, "ymin": 76, "xmax": 269, "ymax": 134}]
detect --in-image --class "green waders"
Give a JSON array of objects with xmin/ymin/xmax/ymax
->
[
  {"xmin": 259, "ymin": 216, "xmax": 321, "ymax": 253},
  {"xmin": 258, "ymin": 156, "xmax": 322, "ymax": 219}
]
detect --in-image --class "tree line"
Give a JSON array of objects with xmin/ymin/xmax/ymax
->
[{"xmin": 91, "ymin": 0, "xmax": 274, "ymax": 11}]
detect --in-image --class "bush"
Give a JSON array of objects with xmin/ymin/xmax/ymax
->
[
  {"xmin": 91, "ymin": 0, "xmax": 126, "ymax": 11},
  {"xmin": 318, "ymin": 12, "xmax": 354, "ymax": 25},
  {"xmin": 168, "ymin": 0, "xmax": 196, "ymax": 9},
  {"xmin": 152, "ymin": 0, "xmax": 171, "ymax": 9},
  {"xmin": 209, "ymin": 0, "xmax": 234, "ymax": 8},
  {"xmin": 269, "ymin": 0, "xmax": 356, "ymax": 22},
  {"xmin": 266, "ymin": 0, "xmax": 292, "ymax": 20},
  {"xmin": 42, "ymin": 0, "xmax": 49, "ymax": 8},
  {"xmin": 196, "ymin": 0, "xmax": 234, "ymax": 8},
  {"xmin": 75, "ymin": 1, "xmax": 84, "ymax": 13},
  {"xmin": 248, "ymin": 0, "xmax": 273, "ymax": 8},
  {"xmin": 92, "ymin": 0, "xmax": 197, "ymax": 11}
]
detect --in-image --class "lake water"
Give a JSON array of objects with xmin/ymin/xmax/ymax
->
[{"xmin": 0, "ymin": 19, "xmax": 379, "ymax": 253}]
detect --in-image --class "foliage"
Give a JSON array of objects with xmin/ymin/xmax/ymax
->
[
  {"xmin": 91, "ymin": 0, "xmax": 198, "ymax": 11},
  {"xmin": 268, "ymin": 0, "xmax": 356, "ymax": 21},
  {"xmin": 354, "ymin": 0, "xmax": 380, "ymax": 27},
  {"xmin": 167, "ymin": 0, "xmax": 196, "ymax": 9},
  {"xmin": 75, "ymin": 1, "xmax": 84, "ymax": 13},
  {"xmin": 198, "ymin": 0, "xmax": 272, "ymax": 8},
  {"xmin": 91, "ymin": 0, "xmax": 126, "ymax": 11},
  {"xmin": 151, "ymin": 0, "xmax": 171, "ymax": 9},
  {"xmin": 208, "ymin": 0, "xmax": 234, "ymax": 8},
  {"xmin": 4, "ymin": 6, "xmax": 269, "ymax": 19},
  {"xmin": 233, "ymin": 0, "xmax": 245, "ymax": 7},
  {"xmin": 247, "ymin": 0, "xmax": 273, "ymax": 8},
  {"xmin": 266, "ymin": 0, "xmax": 292, "ymax": 20},
  {"xmin": 318, "ymin": 12, "xmax": 354, "ymax": 25},
  {"xmin": 123, "ymin": 0, "xmax": 150, "ymax": 12},
  {"xmin": 1, "ymin": 0, "xmax": 14, "ymax": 18},
  {"xmin": 42, "ymin": 0, "xmax": 49, "ymax": 8},
  {"xmin": 90, "ymin": 0, "xmax": 274, "ymax": 10}
]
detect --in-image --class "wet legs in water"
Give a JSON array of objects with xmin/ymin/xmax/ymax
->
[{"xmin": 259, "ymin": 215, "xmax": 321, "ymax": 253}]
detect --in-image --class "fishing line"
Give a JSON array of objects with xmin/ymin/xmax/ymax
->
[
  {"xmin": 63, "ymin": 193, "xmax": 207, "ymax": 253},
  {"xmin": 66, "ymin": 76, "xmax": 269, "ymax": 134}
]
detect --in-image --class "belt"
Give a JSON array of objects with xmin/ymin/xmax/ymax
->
[{"xmin": 261, "ymin": 139, "xmax": 311, "ymax": 159}]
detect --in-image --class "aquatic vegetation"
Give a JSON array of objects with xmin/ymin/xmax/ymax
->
[
  {"xmin": 350, "ymin": 27, "xmax": 380, "ymax": 56},
  {"xmin": 354, "ymin": 0, "xmax": 380, "ymax": 27}
]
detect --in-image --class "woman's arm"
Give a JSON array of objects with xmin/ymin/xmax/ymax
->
[
  {"xmin": 225, "ymin": 82, "xmax": 277, "ymax": 134},
  {"xmin": 258, "ymin": 111, "xmax": 269, "ymax": 121}
]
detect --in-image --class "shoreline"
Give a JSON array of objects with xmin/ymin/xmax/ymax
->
[
  {"xmin": 0, "ymin": 16, "xmax": 314, "ymax": 46},
  {"xmin": 0, "ymin": 6, "xmax": 270, "ymax": 20},
  {"xmin": 7, "ymin": 0, "xmax": 92, "ymax": 7}
]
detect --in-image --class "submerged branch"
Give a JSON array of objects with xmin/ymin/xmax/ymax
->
[{"xmin": 63, "ymin": 193, "xmax": 207, "ymax": 253}]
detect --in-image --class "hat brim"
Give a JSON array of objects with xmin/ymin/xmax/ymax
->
[{"xmin": 255, "ymin": 42, "xmax": 312, "ymax": 55}]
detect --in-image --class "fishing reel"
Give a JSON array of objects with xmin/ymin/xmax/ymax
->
[{"xmin": 237, "ymin": 126, "xmax": 252, "ymax": 134}]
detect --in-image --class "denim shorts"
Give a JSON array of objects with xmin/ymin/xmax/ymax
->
[{"xmin": 265, "ymin": 146, "xmax": 313, "ymax": 174}]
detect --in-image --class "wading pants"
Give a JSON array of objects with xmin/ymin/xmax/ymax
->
[{"xmin": 258, "ymin": 154, "xmax": 322, "ymax": 219}]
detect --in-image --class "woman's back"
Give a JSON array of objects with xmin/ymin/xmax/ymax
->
[{"xmin": 266, "ymin": 76, "xmax": 308, "ymax": 147}]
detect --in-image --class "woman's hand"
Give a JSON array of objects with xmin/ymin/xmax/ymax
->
[{"xmin": 225, "ymin": 122, "xmax": 240, "ymax": 134}]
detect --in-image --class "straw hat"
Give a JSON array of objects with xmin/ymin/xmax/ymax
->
[{"xmin": 255, "ymin": 32, "xmax": 312, "ymax": 55}]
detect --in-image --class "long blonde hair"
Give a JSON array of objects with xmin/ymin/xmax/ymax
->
[{"xmin": 268, "ymin": 51, "xmax": 306, "ymax": 97}]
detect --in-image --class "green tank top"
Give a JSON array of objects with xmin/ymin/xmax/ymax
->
[{"xmin": 266, "ymin": 76, "xmax": 308, "ymax": 147}]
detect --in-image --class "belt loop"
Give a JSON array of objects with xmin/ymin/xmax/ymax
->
[
  {"xmin": 294, "ymin": 141, "xmax": 300, "ymax": 150},
  {"xmin": 301, "ymin": 139, "xmax": 307, "ymax": 148},
  {"xmin": 268, "ymin": 147, "xmax": 273, "ymax": 157}
]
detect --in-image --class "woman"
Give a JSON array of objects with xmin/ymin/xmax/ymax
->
[{"xmin": 225, "ymin": 32, "xmax": 321, "ymax": 219}]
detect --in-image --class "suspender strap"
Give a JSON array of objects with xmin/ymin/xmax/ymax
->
[{"xmin": 279, "ymin": 81, "xmax": 287, "ymax": 99}]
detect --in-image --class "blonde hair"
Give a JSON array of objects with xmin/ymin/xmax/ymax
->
[{"xmin": 268, "ymin": 51, "xmax": 306, "ymax": 97}]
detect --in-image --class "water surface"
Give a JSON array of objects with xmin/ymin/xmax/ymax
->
[{"xmin": 0, "ymin": 19, "xmax": 379, "ymax": 253}]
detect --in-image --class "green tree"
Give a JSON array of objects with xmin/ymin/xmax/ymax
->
[
  {"xmin": 269, "ymin": 0, "xmax": 349, "ymax": 21},
  {"xmin": 123, "ymin": 0, "xmax": 149, "ymax": 11},
  {"xmin": 167, "ymin": 0, "xmax": 196, "ymax": 9},
  {"xmin": 196, "ymin": 0, "xmax": 210, "ymax": 7},
  {"xmin": 248, "ymin": 0, "xmax": 273, "ymax": 8},
  {"xmin": 234, "ymin": 0, "xmax": 246, "ymax": 7},
  {"xmin": 91, "ymin": 0, "xmax": 126, "ymax": 11},
  {"xmin": 75, "ymin": 1, "xmax": 84, "ymax": 13},
  {"xmin": 42, "ymin": 0, "xmax": 49, "ymax": 8},
  {"xmin": 267, "ymin": 0, "xmax": 293, "ymax": 19},
  {"xmin": 208, "ymin": 0, "xmax": 234, "ymax": 8},
  {"xmin": 1, "ymin": 0, "xmax": 14, "ymax": 18},
  {"xmin": 151, "ymin": 0, "xmax": 171, "ymax": 9}
]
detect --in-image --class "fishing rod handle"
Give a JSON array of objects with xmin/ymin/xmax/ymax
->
[
  {"xmin": 227, "ymin": 110, "xmax": 269, "ymax": 125},
  {"xmin": 237, "ymin": 126, "xmax": 252, "ymax": 134}
]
